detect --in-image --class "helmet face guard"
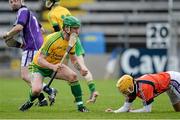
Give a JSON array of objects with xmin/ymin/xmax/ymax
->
[{"xmin": 116, "ymin": 75, "xmax": 134, "ymax": 96}]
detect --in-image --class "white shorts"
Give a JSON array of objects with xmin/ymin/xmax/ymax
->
[
  {"xmin": 166, "ymin": 71, "xmax": 180, "ymax": 105},
  {"xmin": 21, "ymin": 50, "xmax": 37, "ymax": 67}
]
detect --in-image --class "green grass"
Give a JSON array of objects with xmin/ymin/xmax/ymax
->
[{"xmin": 0, "ymin": 78, "xmax": 179, "ymax": 119}]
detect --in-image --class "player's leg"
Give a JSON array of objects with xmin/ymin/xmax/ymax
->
[
  {"xmin": 76, "ymin": 55, "xmax": 99, "ymax": 103},
  {"xmin": 21, "ymin": 66, "xmax": 31, "ymax": 85},
  {"xmin": 75, "ymin": 39, "xmax": 99, "ymax": 103},
  {"xmin": 21, "ymin": 50, "xmax": 48, "ymax": 106},
  {"xmin": 21, "ymin": 50, "xmax": 49, "ymax": 105},
  {"xmin": 19, "ymin": 72, "xmax": 44, "ymax": 111},
  {"xmin": 166, "ymin": 88, "xmax": 180, "ymax": 112},
  {"xmin": 173, "ymin": 102, "xmax": 180, "ymax": 111},
  {"xmin": 166, "ymin": 71, "xmax": 180, "ymax": 111},
  {"xmin": 21, "ymin": 66, "xmax": 48, "ymax": 106},
  {"xmin": 22, "ymin": 50, "xmax": 57, "ymax": 105},
  {"xmin": 55, "ymin": 64, "xmax": 88, "ymax": 112}
]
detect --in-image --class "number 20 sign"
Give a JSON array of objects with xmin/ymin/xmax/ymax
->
[{"xmin": 146, "ymin": 23, "xmax": 170, "ymax": 49}]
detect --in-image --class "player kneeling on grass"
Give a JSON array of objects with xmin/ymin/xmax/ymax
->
[
  {"xmin": 106, "ymin": 71, "xmax": 180, "ymax": 113},
  {"xmin": 19, "ymin": 16, "xmax": 89, "ymax": 112}
]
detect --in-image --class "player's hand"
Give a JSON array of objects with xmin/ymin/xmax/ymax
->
[
  {"xmin": 2, "ymin": 32, "xmax": 11, "ymax": 40},
  {"xmin": 53, "ymin": 63, "xmax": 63, "ymax": 72},
  {"xmin": 1, "ymin": 33, "xmax": 23, "ymax": 48},
  {"xmin": 105, "ymin": 108, "xmax": 114, "ymax": 112}
]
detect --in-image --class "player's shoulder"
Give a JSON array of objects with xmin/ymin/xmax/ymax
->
[
  {"xmin": 18, "ymin": 6, "xmax": 29, "ymax": 13},
  {"xmin": 46, "ymin": 32, "xmax": 63, "ymax": 42},
  {"xmin": 46, "ymin": 32, "xmax": 59, "ymax": 39}
]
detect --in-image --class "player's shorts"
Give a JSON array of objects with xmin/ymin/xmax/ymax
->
[
  {"xmin": 29, "ymin": 62, "xmax": 53, "ymax": 77},
  {"xmin": 21, "ymin": 50, "xmax": 37, "ymax": 67},
  {"xmin": 166, "ymin": 71, "xmax": 180, "ymax": 105}
]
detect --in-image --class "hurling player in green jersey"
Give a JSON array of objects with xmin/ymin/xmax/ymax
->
[
  {"xmin": 19, "ymin": 16, "xmax": 89, "ymax": 112},
  {"xmin": 44, "ymin": 0, "xmax": 99, "ymax": 103}
]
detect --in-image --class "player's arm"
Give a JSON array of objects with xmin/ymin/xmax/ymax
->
[
  {"xmin": 2, "ymin": 24, "xmax": 23, "ymax": 48},
  {"xmin": 106, "ymin": 93, "xmax": 136, "ymax": 113},
  {"xmin": 70, "ymin": 54, "xmax": 81, "ymax": 70},
  {"xmin": 113, "ymin": 95, "xmax": 135, "ymax": 113},
  {"xmin": 113, "ymin": 101, "xmax": 133, "ymax": 113},
  {"xmin": 4, "ymin": 8, "xmax": 29, "ymax": 39},
  {"xmin": 129, "ymin": 85, "xmax": 154, "ymax": 112},
  {"xmin": 37, "ymin": 52, "xmax": 57, "ymax": 71},
  {"xmin": 129, "ymin": 97, "xmax": 153, "ymax": 112},
  {"xmin": 70, "ymin": 53, "xmax": 88, "ymax": 76},
  {"xmin": 105, "ymin": 100, "xmax": 133, "ymax": 113},
  {"xmin": 129, "ymin": 104, "xmax": 152, "ymax": 112},
  {"xmin": 3, "ymin": 24, "xmax": 23, "ymax": 39},
  {"xmin": 69, "ymin": 50, "xmax": 80, "ymax": 69},
  {"xmin": 2, "ymin": 9, "xmax": 30, "ymax": 47},
  {"xmin": 38, "ymin": 40, "xmax": 59, "ymax": 71}
]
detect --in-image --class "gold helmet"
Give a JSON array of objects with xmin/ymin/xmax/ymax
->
[{"xmin": 116, "ymin": 74, "xmax": 134, "ymax": 96}]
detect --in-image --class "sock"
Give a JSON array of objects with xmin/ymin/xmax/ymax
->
[
  {"xmin": 69, "ymin": 81, "xmax": 83, "ymax": 108},
  {"xmin": 43, "ymin": 85, "xmax": 52, "ymax": 95},
  {"xmin": 38, "ymin": 92, "xmax": 46, "ymax": 102},
  {"xmin": 29, "ymin": 89, "xmax": 38, "ymax": 102},
  {"xmin": 88, "ymin": 81, "xmax": 96, "ymax": 94},
  {"xmin": 84, "ymin": 72, "xmax": 96, "ymax": 94}
]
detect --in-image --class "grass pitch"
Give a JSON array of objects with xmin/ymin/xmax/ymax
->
[{"xmin": 0, "ymin": 78, "xmax": 179, "ymax": 119}]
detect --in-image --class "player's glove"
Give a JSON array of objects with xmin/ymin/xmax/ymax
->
[{"xmin": 4, "ymin": 37, "xmax": 23, "ymax": 48}]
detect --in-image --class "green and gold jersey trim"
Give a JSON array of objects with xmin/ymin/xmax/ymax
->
[{"xmin": 41, "ymin": 32, "xmax": 64, "ymax": 56}]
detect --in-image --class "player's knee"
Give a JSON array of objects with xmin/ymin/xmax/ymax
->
[
  {"xmin": 32, "ymin": 86, "xmax": 42, "ymax": 95},
  {"xmin": 21, "ymin": 74, "xmax": 28, "ymax": 81}
]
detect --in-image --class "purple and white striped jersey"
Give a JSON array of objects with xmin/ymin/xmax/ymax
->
[{"xmin": 14, "ymin": 6, "xmax": 43, "ymax": 51}]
